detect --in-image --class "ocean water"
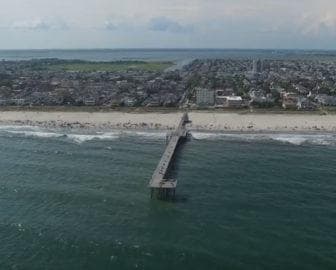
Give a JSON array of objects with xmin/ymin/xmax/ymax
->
[
  {"xmin": 0, "ymin": 126, "xmax": 335, "ymax": 270},
  {"xmin": 1, "ymin": 49, "xmax": 336, "ymax": 62}
]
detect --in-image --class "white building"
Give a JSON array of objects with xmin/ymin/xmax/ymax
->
[{"xmin": 215, "ymin": 96, "xmax": 243, "ymax": 108}]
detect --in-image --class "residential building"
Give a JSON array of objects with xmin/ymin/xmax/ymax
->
[
  {"xmin": 196, "ymin": 87, "xmax": 215, "ymax": 106},
  {"xmin": 252, "ymin": 59, "xmax": 263, "ymax": 74},
  {"xmin": 282, "ymin": 93, "xmax": 299, "ymax": 109},
  {"xmin": 216, "ymin": 96, "xmax": 243, "ymax": 108}
]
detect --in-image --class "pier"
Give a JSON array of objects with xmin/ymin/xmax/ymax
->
[{"xmin": 149, "ymin": 112, "xmax": 190, "ymax": 200}]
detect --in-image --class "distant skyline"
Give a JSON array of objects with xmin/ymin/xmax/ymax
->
[{"xmin": 1, "ymin": 0, "xmax": 336, "ymax": 50}]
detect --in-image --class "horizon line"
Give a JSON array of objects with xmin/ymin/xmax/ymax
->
[{"xmin": 0, "ymin": 47, "xmax": 336, "ymax": 52}]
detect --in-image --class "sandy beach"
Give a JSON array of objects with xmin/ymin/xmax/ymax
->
[{"xmin": 0, "ymin": 111, "xmax": 335, "ymax": 132}]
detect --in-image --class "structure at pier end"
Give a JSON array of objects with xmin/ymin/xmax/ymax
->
[{"xmin": 149, "ymin": 112, "xmax": 191, "ymax": 200}]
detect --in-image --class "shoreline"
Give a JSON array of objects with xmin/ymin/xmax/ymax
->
[{"xmin": 0, "ymin": 111, "xmax": 336, "ymax": 133}]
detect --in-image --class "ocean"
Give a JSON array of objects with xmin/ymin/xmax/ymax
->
[
  {"xmin": 1, "ymin": 49, "xmax": 336, "ymax": 63},
  {"xmin": 0, "ymin": 125, "xmax": 335, "ymax": 270}
]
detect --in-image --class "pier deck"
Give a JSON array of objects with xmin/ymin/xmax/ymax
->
[{"xmin": 149, "ymin": 113, "xmax": 190, "ymax": 199}]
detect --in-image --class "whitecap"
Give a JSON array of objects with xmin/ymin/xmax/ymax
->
[
  {"xmin": 269, "ymin": 134, "xmax": 336, "ymax": 146},
  {"xmin": 0, "ymin": 125, "xmax": 40, "ymax": 130},
  {"xmin": 190, "ymin": 132, "xmax": 336, "ymax": 146},
  {"xmin": 191, "ymin": 132, "xmax": 224, "ymax": 140},
  {"xmin": 66, "ymin": 133, "xmax": 119, "ymax": 143},
  {"xmin": 0, "ymin": 125, "xmax": 41, "ymax": 131},
  {"xmin": 269, "ymin": 135, "xmax": 308, "ymax": 145},
  {"xmin": 122, "ymin": 130, "xmax": 166, "ymax": 139},
  {"xmin": 6, "ymin": 130, "xmax": 64, "ymax": 138}
]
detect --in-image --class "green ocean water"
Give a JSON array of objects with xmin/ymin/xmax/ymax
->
[{"xmin": 0, "ymin": 126, "xmax": 336, "ymax": 270}]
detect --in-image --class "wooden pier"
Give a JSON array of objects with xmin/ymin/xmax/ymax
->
[{"xmin": 149, "ymin": 112, "xmax": 190, "ymax": 200}]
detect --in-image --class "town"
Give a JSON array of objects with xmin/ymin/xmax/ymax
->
[{"xmin": 1, "ymin": 57, "xmax": 336, "ymax": 110}]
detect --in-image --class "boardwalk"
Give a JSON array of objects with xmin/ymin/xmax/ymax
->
[{"xmin": 149, "ymin": 113, "xmax": 190, "ymax": 200}]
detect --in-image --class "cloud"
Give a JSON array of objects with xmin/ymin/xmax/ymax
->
[
  {"xmin": 148, "ymin": 17, "xmax": 193, "ymax": 33},
  {"xmin": 1, "ymin": 0, "xmax": 336, "ymax": 49},
  {"xmin": 103, "ymin": 16, "xmax": 138, "ymax": 32},
  {"xmin": 298, "ymin": 12, "xmax": 336, "ymax": 37},
  {"xmin": 104, "ymin": 20, "xmax": 117, "ymax": 30},
  {"xmin": 11, "ymin": 18, "xmax": 68, "ymax": 31}
]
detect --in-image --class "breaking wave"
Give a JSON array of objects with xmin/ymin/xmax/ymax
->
[
  {"xmin": 66, "ymin": 133, "xmax": 119, "ymax": 143},
  {"xmin": 191, "ymin": 132, "xmax": 336, "ymax": 146},
  {"xmin": 1, "ymin": 124, "xmax": 335, "ymax": 146},
  {"xmin": 6, "ymin": 130, "xmax": 64, "ymax": 139},
  {"xmin": 0, "ymin": 125, "xmax": 41, "ymax": 131},
  {"xmin": 0, "ymin": 125, "xmax": 166, "ymax": 143},
  {"xmin": 122, "ymin": 131, "xmax": 166, "ymax": 139}
]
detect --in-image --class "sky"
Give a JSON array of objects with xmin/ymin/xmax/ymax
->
[{"xmin": 0, "ymin": 0, "xmax": 336, "ymax": 49}]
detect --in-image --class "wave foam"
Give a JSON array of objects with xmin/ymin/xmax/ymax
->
[
  {"xmin": 270, "ymin": 134, "xmax": 336, "ymax": 146},
  {"xmin": 66, "ymin": 133, "xmax": 119, "ymax": 143},
  {"xmin": 191, "ymin": 132, "xmax": 336, "ymax": 146},
  {"xmin": 66, "ymin": 131, "xmax": 166, "ymax": 143},
  {"xmin": 122, "ymin": 131, "xmax": 166, "ymax": 139},
  {"xmin": 0, "ymin": 125, "xmax": 41, "ymax": 131},
  {"xmin": 0, "ymin": 126, "xmax": 166, "ymax": 143},
  {"xmin": 7, "ymin": 130, "xmax": 64, "ymax": 138},
  {"xmin": 191, "ymin": 132, "xmax": 224, "ymax": 140},
  {"xmin": 2, "ymin": 124, "xmax": 335, "ymax": 147}
]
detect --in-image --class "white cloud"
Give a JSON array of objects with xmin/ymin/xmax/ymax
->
[
  {"xmin": 1, "ymin": 0, "xmax": 336, "ymax": 49},
  {"xmin": 104, "ymin": 20, "xmax": 117, "ymax": 31},
  {"xmin": 298, "ymin": 12, "xmax": 336, "ymax": 37},
  {"xmin": 11, "ymin": 18, "xmax": 68, "ymax": 31},
  {"xmin": 102, "ymin": 16, "xmax": 139, "ymax": 32}
]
